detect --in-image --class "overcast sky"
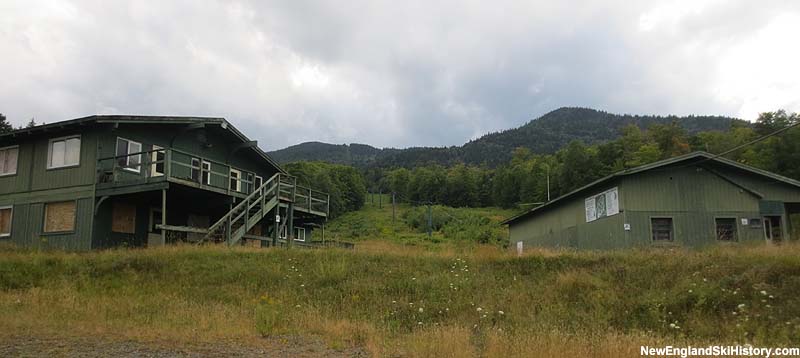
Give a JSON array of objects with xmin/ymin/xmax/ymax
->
[{"xmin": 1, "ymin": 1, "xmax": 799, "ymax": 150}]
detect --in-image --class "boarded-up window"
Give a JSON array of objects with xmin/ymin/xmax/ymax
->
[
  {"xmin": 44, "ymin": 201, "xmax": 76, "ymax": 233},
  {"xmin": 0, "ymin": 206, "xmax": 12, "ymax": 237},
  {"xmin": 112, "ymin": 202, "xmax": 136, "ymax": 234},
  {"xmin": 715, "ymin": 218, "xmax": 737, "ymax": 241},
  {"xmin": 651, "ymin": 217, "xmax": 673, "ymax": 241}
]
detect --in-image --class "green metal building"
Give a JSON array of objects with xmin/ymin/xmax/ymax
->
[
  {"xmin": 0, "ymin": 115, "xmax": 329, "ymax": 250},
  {"xmin": 503, "ymin": 152, "xmax": 800, "ymax": 249}
]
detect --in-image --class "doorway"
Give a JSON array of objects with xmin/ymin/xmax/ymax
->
[
  {"xmin": 148, "ymin": 207, "xmax": 164, "ymax": 247},
  {"xmin": 763, "ymin": 216, "xmax": 783, "ymax": 243}
]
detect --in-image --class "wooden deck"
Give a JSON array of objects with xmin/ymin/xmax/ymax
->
[{"xmin": 96, "ymin": 148, "xmax": 329, "ymax": 217}]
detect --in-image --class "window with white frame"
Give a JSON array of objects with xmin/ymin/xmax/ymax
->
[
  {"xmin": 254, "ymin": 175, "xmax": 263, "ymax": 190},
  {"xmin": 229, "ymin": 169, "xmax": 241, "ymax": 192},
  {"xmin": 0, "ymin": 206, "xmax": 12, "ymax": 237},
  {"xmin": 48, "ymin": 136, "xmax": 81, "ymax": 169},
  {"xmin": 116, "ymin": 137, "xmax": 142, "ymax": 172},
  {"xmin": 0, "ymin": 146, "xmax": 19, "ymax": 176},
  {"xmin": 151, "ymin": 145, "xmax": 165, "ymax": 177},
  {"xmin": 294, "ymin": 227, "xmax": 306, "ymax": 241}
]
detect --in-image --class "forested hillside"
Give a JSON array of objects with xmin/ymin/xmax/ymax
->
[
  {"xmin": 268, "ymin": 107, "xmax": 738, "ymax": 168},
  {"xmin": 380, "ymin": 110, "xmax": 799, "ymax": 209},
  {"xmin": 269, "ymin": 142, "xmax": 396, "ymax": 166},
  {"xmin": 275, "ymin": 109, "xmax": 797, "ymax": 215}
]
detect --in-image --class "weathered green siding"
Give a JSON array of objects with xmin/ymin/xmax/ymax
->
[
  {"xmin": 0, "ymin": 117, "xmax": 315, "ymax": 251},
  {"xmin": 4, "ymin": 198, "xmax": 94, "ymax": 250},
  {"xmin": 0, "ymin": 142, "xmax": 33, "ymax": 194},
  {"xmin": 708, "ymin": 162, "xmax": 800, "ymax": 202},
  {"xmin": 97, "ymin": 124, "xmax": 280, "ymax": 187},
  {"xmin": 509, "ymin": 180, "xmax": 628, "ymax": 250},
  {"xmin": 509, "ymin": 163, "xmax": 800, "ymax": 250},
  {"xmin": 620, "ymin": 166, "xmax": 764, "ymax": 247},
  {"xmin": 0, "ymin": 130, "xmax": 98, "ymax": 250},
  {"xmin": 31, "ymin": 131, "xmax": 99, "ymax": 191},
  {"xmin": 0, "ymin": 130, "xmax": 98, "ymax": 194}
]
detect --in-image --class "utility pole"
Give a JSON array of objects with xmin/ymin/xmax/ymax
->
[
  {"xmin": 427, "ymin": 202, "xmax": 432, "ymax": 238},
  {"xmin": 546, "ymin": 165, "xmax": 551, "ymax": 202},
  {"xmin": 392, "ymin": 192, "xmax": 396, "ymax": 225},
  {"xmin": 379, "ymin": 188, "xmax": 382, "ymax": 208}
]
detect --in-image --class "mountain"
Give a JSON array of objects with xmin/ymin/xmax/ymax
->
[
  {"xmin": 267, "ymin": 141, "xmax": 394, "ymax": 167},
  {"xmin": 268, "ymin": 107, "xmax": 740, "ymax": 168}
]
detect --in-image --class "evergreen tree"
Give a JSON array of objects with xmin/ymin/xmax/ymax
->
[{"xmin": 0, "ymin": 113, "xmax": 12, "ymax": 133}]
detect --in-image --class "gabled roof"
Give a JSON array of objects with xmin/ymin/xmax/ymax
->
[
  {"xmin": 501, "ymin": 151, "xmax": 800, "ymax": 225},
  {"xmin": 0, "ymin": 115, "xmax": 285, "ymax": 174}
]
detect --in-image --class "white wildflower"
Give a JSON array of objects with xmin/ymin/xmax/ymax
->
[
  {"xmin": 477, "ymin": 307, "xmax": 483, "ymax": 312},
  {"xmin": 419, "ymin": 308, "xmax": 424, "ymax": 313},
  {"xmin": 498, "ymin": 311, "xmax": 505, "ymax": 315}
]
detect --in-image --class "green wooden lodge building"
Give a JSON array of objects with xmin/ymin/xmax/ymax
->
[
  {"xmin": 503, "ymin": 152, "xmax": 800, "ymax": 250},
  {"xmin": 0, "ymin": 115, "xmax": 329, "ymax": 250}
]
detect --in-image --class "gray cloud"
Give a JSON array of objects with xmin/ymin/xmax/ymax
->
[{"xmin": 1, "ymin": 0, "xmax": 799, "ymax": 150}]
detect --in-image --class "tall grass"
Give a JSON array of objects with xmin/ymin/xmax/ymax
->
[
  {"xmin": 325, "ymin": 195, "xmax": 516, "ymax": 247},
  {"xmin": 1, "ymin": 243, "xmax": 800, "ymax": 356}
]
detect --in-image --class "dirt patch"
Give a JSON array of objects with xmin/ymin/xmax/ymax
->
[{"xmin": 0, "ymin": 335, "xmax": 368, "ymax": 358}]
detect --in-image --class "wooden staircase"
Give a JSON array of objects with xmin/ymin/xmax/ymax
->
[{"xmin": 201, "ymin": 173, "xmax": 295, "ymax": 246}]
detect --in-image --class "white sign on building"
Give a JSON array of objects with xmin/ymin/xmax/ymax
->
[{"xmin": 585, "ymin": 187, "xmax": 619, "ymax": 223}]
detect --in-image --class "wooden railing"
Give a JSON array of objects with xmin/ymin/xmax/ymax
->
[
  {"xmin": 96, "ymin": 148, "xmax": 330, "ymax": 216},
  {"xmin": 293, "ymin": 186, "xmax": 330, "ymax": 215},
  {"xmin": 97, "ymin": 148, "xmax": 259, "ymax": 195},
  {"xmin": 202, "ymin": 173, "xmax": 285, "ymax": 245}
]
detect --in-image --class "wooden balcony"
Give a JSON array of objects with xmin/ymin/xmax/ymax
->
[{"xmin": 95, "ymin": 148, "xmax": 329, "ymax": 217}]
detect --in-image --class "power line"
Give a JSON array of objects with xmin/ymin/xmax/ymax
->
[
  {"xmin": 653, "ymin": 120, "xmax": 800, "ymax": 172},
  {"xmin": 700, "ymin": 121, "xmax": 800, "ymax": 163}
]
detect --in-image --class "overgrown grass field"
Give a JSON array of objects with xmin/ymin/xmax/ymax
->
[
  {"xmin": 325, "ymin": 194, "xmax": 516, "ymax": 247},
  {"xmin": 2, "ymin": 242, "xmax": 800, "ymax": 357}
]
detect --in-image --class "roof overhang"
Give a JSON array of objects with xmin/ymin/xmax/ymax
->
[
  {"xmin": 0, "ymin": 115, "xmax": 286, "ymax": 174},
  {"xmin": 501, "ymin": 151, "xmax": 800, "ymax": 225}
]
